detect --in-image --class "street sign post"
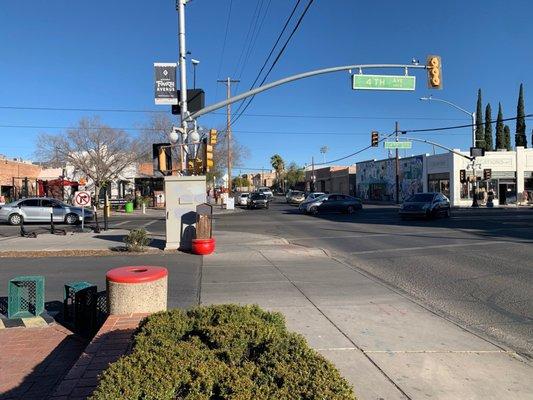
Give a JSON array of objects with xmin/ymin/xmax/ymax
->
[
  {"xmin": 384, "ymin": 141, "xmax": 412, "ymax": 149},
  {"xmin": 74, "ymin": 191, "xmax": 91, "ymax": 231},
  {"xmin": 352, "ymin": 74, "xmax": 416, "ymax": 91}
]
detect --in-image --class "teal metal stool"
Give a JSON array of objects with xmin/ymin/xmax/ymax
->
[
  {"xmin": 63, "ymin": 281, "xmax": 98, "ymax": 336},
  {"xmin": 8, "ymin": 276, "xmax": 45, "ymax": 319}
]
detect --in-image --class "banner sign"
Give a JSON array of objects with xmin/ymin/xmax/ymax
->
[{"xmin": 154, "ymin": 63, "xmax": 178, "ymax": 105}]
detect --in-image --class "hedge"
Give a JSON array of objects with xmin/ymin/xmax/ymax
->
[{"xmin": 90, "ymin": 304, "xmax": 356, "ymax": 400}]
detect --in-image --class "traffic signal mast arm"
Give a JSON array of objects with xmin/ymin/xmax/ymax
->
[
  {"xmin": 397, "ymin": 136, "xmax": 474, "ymax": 161},
  {"xmin": 188, "ymin": 63, "xmax": 429, "ymax": 121}
]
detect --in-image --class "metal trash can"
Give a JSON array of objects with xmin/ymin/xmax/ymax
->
[
  {"xmin": 63, "ymin": 281, "xmax": 97, "ymax": 335},
  {"xmin": 8, "ymin": 276, "xmax": 45, "ymax": 319}
]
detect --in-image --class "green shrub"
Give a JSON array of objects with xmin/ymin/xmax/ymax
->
[
  {"xmin": 123, "ymin": 228, "xmax": 151, "ymax": 252},
  {"xmin": 90, "ymin": 304, "xmax": 356, "ymax": 400}
]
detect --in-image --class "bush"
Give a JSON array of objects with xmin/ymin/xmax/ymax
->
[
  {"xmin": 90, "ymin": 304, "xmax": 356, "ymax": 400},
  {"xmin": 123, "ymin": 228, "xmax": 151, "ymax": 252}
]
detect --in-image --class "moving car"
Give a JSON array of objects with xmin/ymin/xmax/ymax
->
[
  {"xmin": 399, "ymin": 192, "xmax": 451, "ymax": 219},
  {"xmin": 258, "ymin": 187, "xmax": 273, "ymax": 199},
  {"xmin": 247, "ymin": 192, "xmax": 269, "ymax": 209},
  {"xmin": 298, "ymin": 192, "xmax": 325, "ymax": 212},
  {"xmin": 236, "ymin": 192, "xmax": 250, "ymax": 206},
  {"xmin": 0, "ymin": 197, "xmax": 94, "ymax": 225},
  {"xmin": 304, "ymin": 194, "xmax": 362, "ymax": 215},
  {"xmin": 287, "ymin": 190, "xmax": 306, "ymax": 204}
]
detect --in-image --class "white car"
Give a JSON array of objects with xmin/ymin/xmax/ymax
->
[
  {"xmin": 258, "ymin": 187, "xmax": 273, "ymax": 199},
  {"xmin": 236, "ymin": 192, "xmax": 250, "ymax": 206}
]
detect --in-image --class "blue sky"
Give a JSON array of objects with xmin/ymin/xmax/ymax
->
[{"xmin": 1, "ymin": 0, "xmax": 532, "ymax": 172}]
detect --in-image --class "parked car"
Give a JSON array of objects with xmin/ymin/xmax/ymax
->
[
  {"xmin": 287, "ymin": 190, "xmax": 306, "ymax": 204},
  {"xmin": 399, "ymin": 192, "xmax": 451, "ymax": 219},
  {"xmin": 247, "ymin": 193, "xmax": 269, "ymax": 209},
  {"xmin": 298, "ymin": 192, "xmax": 325, "ymax": 211},
  {"xmin": 304, "ymin": 194, "xmax": 362, "ymax": 215},
  {"xmin": 0, "ymin": 197, "xmax": 94, "ymax": 225},
  {"xmin": 236, "ymin": 192, "xmax": 250, "ymax": 206},
  {"xmin": 258, "ymin": 187, "xmax": 273, "ymax": 199}
]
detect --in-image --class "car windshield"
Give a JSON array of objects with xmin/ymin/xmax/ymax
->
[
  {"xmin": 314, "ymin": 194, "xmax": 328, "ymax": 201},
  {"xmin": 406, "ymin": 193, "xmax": 435, "ymax": 203}
]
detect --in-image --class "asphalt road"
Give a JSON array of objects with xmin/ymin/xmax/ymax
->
[{"xmin": 210, "ymin": 199, "xmax": 533, "ymax": 358}]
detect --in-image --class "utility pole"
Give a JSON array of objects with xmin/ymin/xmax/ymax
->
[
  {"xmin": 217, "ymin": 77, "xmax": 240, "ymax": 195},
  {"xmin": 177, "ymin": 0, "xmax": 188, "ymax": 173},
  {"xmin": 395, "ymin": 121, "xmax": 400, "ymax": 204},
  {"xmin": 311, "ymin": 156, "xmax": 315, "ymax": 192}
]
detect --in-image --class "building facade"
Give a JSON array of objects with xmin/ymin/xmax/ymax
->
[
  {"xmin": 0, "ymin": 156, "xmax": 42, "ymax": 201},
  {"xmin": 305, "ymin": 166, "xmax": 356, "ymax": 195},
  {"xmin": 356, "ymin": 147, "xmax": 533, "ymax": 206}
]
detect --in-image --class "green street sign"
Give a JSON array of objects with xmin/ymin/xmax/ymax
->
[
  {"xmin": 384, "ymin": 141, "xmax": 412, "ymax": 149},
  {"xmin": 352, "ymin": 74, "xmax": 416, "ymax": 91}
]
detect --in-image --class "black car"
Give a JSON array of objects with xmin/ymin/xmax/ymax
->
[
  {"xmin": 399, "ymin": 192, "xmax": 451, "ymax": 219},
  {"xmin": 306, "ymin": 194, "xmax": 363, "ymax": 215},
  {"xmin": 247, "ymin": 193, "xmax": 269, "ymax": 209}
]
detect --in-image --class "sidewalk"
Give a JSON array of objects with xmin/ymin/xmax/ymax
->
[{"xmin": 201, "ymin": 230, "xmax": 533, "ymax": 400}]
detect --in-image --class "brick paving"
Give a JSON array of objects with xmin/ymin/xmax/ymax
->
[
  {"xmin": 0, "ymin": 324, "xmax": 87, "ymax": 400},
  {"xmin": 51, "ymin": 313, "xmax": 148, "ymax": 400}
]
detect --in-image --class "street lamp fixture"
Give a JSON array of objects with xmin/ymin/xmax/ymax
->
[{"xmin": 191, "ymin": 59, "xmax": 200, "ymax": 89}]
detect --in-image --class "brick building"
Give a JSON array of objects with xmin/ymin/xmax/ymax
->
[{"xmin": 0, "ymin": 156, "xmax": 42, "ymax": 200}]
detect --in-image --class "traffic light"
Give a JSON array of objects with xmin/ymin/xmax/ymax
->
[
  {"xmin": 152, "ymin": 143, "xmax": 172, "ymax": 176},
  {"xmin": 426, "ymin": 55, "xmax": 442, "ymax": 89},
  {"xmin": 209, "ymin": 129, "xmax": 218, "ymax": 145},
  {"xmin": 371, "ymin": 131, "xmax": 379, "ymax": 147},
  {"xmin": 205, "ymin": 141, "xmax": 214, "ymax": 172},
  {"xmin": 459, "ymin": 169, "xmax": 467, "ymax": 183},
  {"xmin": 483, "ymin": 168, "xmax": 492, "ymax": 180}
]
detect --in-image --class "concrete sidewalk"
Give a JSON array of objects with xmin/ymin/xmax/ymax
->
[{"xmin": 201, "ymin": 230, "xmax": 533, "ymax": 400}]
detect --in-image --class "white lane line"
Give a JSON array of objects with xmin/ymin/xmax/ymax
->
[
  {"xmin": 142, "ymin": 220, "xmax": 158, "ymax": 227},
  {"xmin": 111, "ymin": 221, "xmax": 129, "ymax": 227},
  {"xmin": 349, "ymin": 240, "xmax": 509, "ymax": 255},
  {"xmin": 290, "ymin": 230, "xmax": 450, "ymax": 241}
]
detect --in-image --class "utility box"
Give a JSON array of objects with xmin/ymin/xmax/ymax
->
[
  {"xmin": 164, "ymin": 175, "xmax": 207, "ymax": 251},
  {"xmin": 8, "ymin": 276, "xmax": 45, "ymax": 319}
]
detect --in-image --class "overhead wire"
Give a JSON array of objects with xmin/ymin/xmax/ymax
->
[{"xmin": 215, "ymin": 0, "xmax": 234, "ymax": 99}]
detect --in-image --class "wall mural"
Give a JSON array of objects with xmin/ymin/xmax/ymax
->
[{"xmin": 356, "ymin": 156, "xmax": 424, "ymax": 202}]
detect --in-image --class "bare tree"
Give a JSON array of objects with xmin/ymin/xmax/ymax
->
[
  {"xmin": 138, "ymin": 114, "xmax": 174, "ymax": 161},
  {"xmin": 36, "ymin": 117, "xmax": 143, "ymax": 200}
]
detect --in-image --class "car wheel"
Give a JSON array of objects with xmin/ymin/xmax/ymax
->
[
  {"xmin": 8, "ymin": 213, "xmax": 23, "ymax": 226},
  {"xmin": 65, "ymin": 213, "xmax": 79, "ymax": 225},
  {"xmin": 347, "ymin": 206, "xmax": 355, "ymax": 214},
  {"xmin": 310, "ymin": 206, "xmax": 318, "ymax": 216}
]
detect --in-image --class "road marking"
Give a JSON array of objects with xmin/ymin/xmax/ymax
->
[
  {"xmin": 112, "ymin": 221, "xmax": 129, "ymax": 227},
  {"xmin": 348, "ymin": 240, "xmax": 509, "ymax": 255},
  {"xmin": 142, "ymin": 220, "xmax": 158, "ymax": 227}
]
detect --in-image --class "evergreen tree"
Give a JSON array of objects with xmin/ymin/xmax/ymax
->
[
  {"xmin": 504, "ymin": 125, "xmax": 512, "ymax": 151},
  {"xmin": 475, "ymin": 89, "xmax": 484, "ymax": 147},
  {"xmin": 495, "ymin": 103, "xmax": 505, "ymax": 149},
  {"xmin": 484, "ymin": 103, "xmax": 493, "ymax": 151},
  {"xmin": 515, "ymin": 83, "xmax": 527, "ymax": 147}
]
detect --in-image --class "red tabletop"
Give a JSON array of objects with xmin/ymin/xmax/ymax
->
[{"xmin": 106, "ymin": 266, "xmax": 168, "ymax": 284}]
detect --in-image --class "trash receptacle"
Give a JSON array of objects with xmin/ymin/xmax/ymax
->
[{"xmin": 125, "ymin": 202, "xmax": 134, "ymax": 213}]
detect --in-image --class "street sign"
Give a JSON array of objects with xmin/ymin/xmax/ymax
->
[
  {"xmin": 74, "ymin": 191, "xmax": 91, "ymax": 207},
  {"xmin": 154, "ymin": 63, "xmax": 178, "ymax": 105},
  {"xmin": 384, "ymin": 141, "xmax": 412, "ymax": 149},
  {"xmin": 352, "ymin": 74, "xmax": 416, "ymax": 91}
]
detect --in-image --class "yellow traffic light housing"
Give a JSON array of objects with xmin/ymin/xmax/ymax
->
[
  {"xmin": 371, "ymin": 131, "xmax": 379, "ymax": 147},
  {"xmin": 209, "ymin": 129, "xmax": 218, "ymax": 145},
  {"xmin": 427, "ymin": 55, "xmax": 442, "ymax": 89},
  {"xmin": 205, "ymin": 143, "xmax": 214, "ymax": 172}
]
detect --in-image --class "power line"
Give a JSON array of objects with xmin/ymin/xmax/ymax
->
[
  {"xmin": 231, "ymin": 0, "xmax": 263, "ymax": 79},
  {"xmin": 232, "ymin": 0, "xmax": 314, "ymax": 126},
  {"xmin": 215, "ymin": 0, "xmax": 233, "ymax": 99}
]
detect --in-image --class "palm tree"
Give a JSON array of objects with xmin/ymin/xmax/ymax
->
[{"xmin": 270, "ymin": 154, "xmax": 285, "ymax": 190}]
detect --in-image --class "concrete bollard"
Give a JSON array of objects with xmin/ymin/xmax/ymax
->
[{"xmin": 106, "ymin": 266, "xmax": 168, "ymax": 315}]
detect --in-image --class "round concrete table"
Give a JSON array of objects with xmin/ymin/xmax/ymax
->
[{"xmin": 106, "ymin": 266, "xmax": 168, "ymax": 315}]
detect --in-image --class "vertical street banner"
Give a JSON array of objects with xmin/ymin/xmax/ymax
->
[{"xmin": 154, "ymin": 63, "xmax": 178, "ymax": 105}]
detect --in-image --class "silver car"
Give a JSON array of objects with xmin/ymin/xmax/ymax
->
[{"xmin": 0, "ymin": 197, "xmax": 94, "ymax": 225}]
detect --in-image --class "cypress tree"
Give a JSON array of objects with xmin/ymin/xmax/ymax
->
[
  {"xmin": 495, "ymin": 103, "xmax": 505, "ymax": 149},
  {"xmin": 484, "ymin": 103, "xmax": 493, "ymax": 151},
  {"xmin": 504, "ymin": 125, "xmax": 512, "ymax": 151},
  {"xmin": 475, "ymin": 89, "xmax": 484, "ymax": 147},
  {"xmin": 515, "ymin": 83, "xmax": 527, "ymax": 147}
]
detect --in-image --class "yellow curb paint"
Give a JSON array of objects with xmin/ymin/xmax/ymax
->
[{"xmin": 21, "ymin": 317, "xmax": 47, "ymax": 328}]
